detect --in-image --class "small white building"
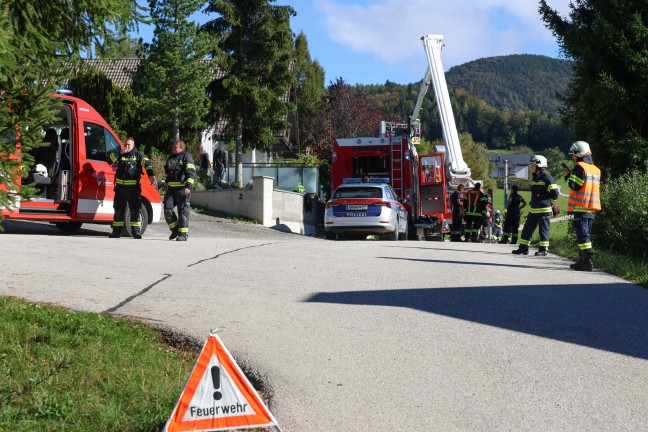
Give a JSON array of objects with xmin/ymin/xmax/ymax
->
[{"xmin": 489, "ymin": 154, "xmax": 531, "ymax": 179}]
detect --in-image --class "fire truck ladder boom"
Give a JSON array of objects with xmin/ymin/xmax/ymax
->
[{"xmin": 421, "ymin": 34, "xmax": 471, "ymax": 180}]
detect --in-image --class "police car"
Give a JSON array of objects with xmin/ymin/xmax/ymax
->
[{"xmin": 324, "ymin": 178, "xmax": 409, "ymax": 240}]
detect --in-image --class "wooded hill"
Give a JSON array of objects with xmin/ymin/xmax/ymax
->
[
  {"xmin": 446, "ymin": 54, "xmax": 573, "ymax": 113},
  {"xmin": 358, "ymin": 55, "xmax": 574, "ymax": 152}
]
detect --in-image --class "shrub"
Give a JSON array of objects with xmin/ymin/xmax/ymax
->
[{"xmin": 592, "ymin": 165, "xmax": 648, "ymax": 258}]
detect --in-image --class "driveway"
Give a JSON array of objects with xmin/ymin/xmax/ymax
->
[{"xmin": 2, "ymin": 213, "xmax": 647, "ymax": 431}]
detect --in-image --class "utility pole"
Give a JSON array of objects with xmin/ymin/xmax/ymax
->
[{"xmin": 503, "ymin": 159, "xmax": 509, "ymax": 209}]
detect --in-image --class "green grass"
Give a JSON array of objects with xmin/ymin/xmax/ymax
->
[
  {"xmin": 0, "ymin": 299, "xmax": 273, "ymax": 432},
  {"xmin": 490, "ymin": 180, "xmax": 647, "ymax": 288},
  {"xmin": 0, "ymin": 298, "xmax": 198, "ymax": 431}
]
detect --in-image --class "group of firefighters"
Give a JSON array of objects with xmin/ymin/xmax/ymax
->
[
  {"xmin": 108, "ymin": 138, "xmax": 196, "ymax": 241},
  {"xmin": 448, "ymin": 141, "xmax": 601, "ymax": 271}
]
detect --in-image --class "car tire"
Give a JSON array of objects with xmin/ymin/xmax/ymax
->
[
  {"xmin": 388, "ymin": 218, "xmax": 399, "ymax": 241},
  {"xmin": 325, "ymin": 230, "xmax": 336, "ymax": 240},
  {"xmin": 123, "ymin": 204, "xmax": 149, "ymax": 237}
]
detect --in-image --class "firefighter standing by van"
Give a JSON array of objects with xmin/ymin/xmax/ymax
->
[
  {"xmin": 512, "ymin": 155, "xmax": 559, "ymax": 256},
  {"xmin": 563, "ymin": 141, "xmax": 601, "ymax": 271},
  {"xmin": 463, "ymin": 182, "xmax": 488, "ymax": 242},
  {"xmin": 164, "ymin": 140, "xmax": 196, "ymax": 241},
  {"xmin": 109, "ymin": 137, "xmax": 156, "ymax": 239}
]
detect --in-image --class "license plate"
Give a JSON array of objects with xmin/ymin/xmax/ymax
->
[
  {"xmin": 347, "ymin": 204, "xmax": 368, "ymax": 210},
  {"xmin": 345, "ymin": 212, "xmax": 367, "ymax": 217}
]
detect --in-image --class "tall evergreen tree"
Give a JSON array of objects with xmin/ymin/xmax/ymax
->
[
  {"xmin": 539, "ymin": 0, "xmax": 648, "ymax": 177},
  {"xmin": 292, "ymin": 32, "xmax": 325, "ymax": 154},
  {"xmin": 1, "ymin": 1, "xmax": 142, "ymax": 221},
  {"xmin": 203, "ymin": 0, "xmax": 296, "ymax": 185},
  {"xmin": 134, "ymin": 0, "xmax": 212, "ymax": 150}
]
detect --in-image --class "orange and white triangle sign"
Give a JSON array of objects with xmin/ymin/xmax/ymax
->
[{"xmin": 164, "ymin": 334, "xmax": 279, "ymax": 432}]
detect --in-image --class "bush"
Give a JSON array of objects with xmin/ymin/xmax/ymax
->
[{"xmin": 592, "ymin": 165, "xmax": 648, "ymax": 258}]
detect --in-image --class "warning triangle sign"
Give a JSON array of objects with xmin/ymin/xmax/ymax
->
[{"xmin": 164, "ymin": 334, "xmax": 279, "ymax": 432}]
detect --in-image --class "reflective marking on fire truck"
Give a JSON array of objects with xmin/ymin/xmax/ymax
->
[{"xmin": 77, "ymin": 198, "xmax": 115, "ymax": 215}]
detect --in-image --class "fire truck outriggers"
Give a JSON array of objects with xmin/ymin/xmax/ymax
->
[{"xmin": 331, "ymin": 34, "xmax": 474, "ymax": 240}]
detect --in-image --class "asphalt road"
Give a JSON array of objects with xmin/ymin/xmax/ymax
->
[{"xmin": 2, "ymin": 213, "xmax": 647, "ymax": 431}]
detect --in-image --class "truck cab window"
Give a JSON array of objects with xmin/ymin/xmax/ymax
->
[{"xmin": 84, "ymin": 123, "xmax": 119, "ymax": 162}]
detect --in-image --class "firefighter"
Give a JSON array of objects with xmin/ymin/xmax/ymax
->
[
  {"xmin": 563, "ymin": 141, "xmax": 601, "ymax": 271},
  {"xmin": 463, "ymin": 182, "xmax": 488, "ymax": 242},
  {"xmin": 500, "ymin": 184, "xmax": 526, "ymax": 244},
  {"xmin": 449, "ymin": 184, "xmax": 464, "ymax": 242},
  {"xmin": 108, "ymin": 137, "xmax": 156, "ymax": 239},
  {"xmin": 512, "ymin": 155, "xmax": 559, "ymax": 256},
  {"xmin": 164, "ymin": 139, "xmax": 196, "ymax": 241},
  {"xmin": 492, "ymin": 209, "xmax": 503, "ymax": 241}
]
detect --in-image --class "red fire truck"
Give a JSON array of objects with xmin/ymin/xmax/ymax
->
[
  {"xmin": 1, "ymin": 91, "xmax": 162, "ymax": 235},
  {"xmin": 331, "ymin": 34, "xmax": 474, "ymax": 240}
]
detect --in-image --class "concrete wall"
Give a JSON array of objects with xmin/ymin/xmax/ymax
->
[{"xmin": 191, "ymin": 175, "xmax": 324, "ymax": 237}]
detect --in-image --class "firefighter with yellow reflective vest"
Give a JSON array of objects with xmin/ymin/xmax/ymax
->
[
  {"xmin": 164, "ymin": 140, "xmax": 196, "ymax": 241},
  {"xmin": 108, "ymin": 137, "xmax": 156, "ymax": 239},
  {"xmin": 512, "ymin": 155, "xmax": 560, "ymax": 256},
  {"xmin": 563, "ymin": 141, "xmax": 601, "ymax": 271}
]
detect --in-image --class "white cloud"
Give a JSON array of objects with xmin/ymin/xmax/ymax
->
[{"xmin": 314, "ymin": 0, "xmax": 572, "ymax": 70}]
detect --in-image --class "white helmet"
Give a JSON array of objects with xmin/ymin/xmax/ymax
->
[
  {"xmin": 495, "ymin": 209, "xmax": 500, "ymax": 214},
  {"xmin": 570, "ymin": 141, "xmax": 591, "ymax": 157},
  {"xmin": 529, "ymin": 155, "xmax": 548, "ymax": 168},
  {"xmin": 35, "ymin": 164, "xmax": 48, "ymax": 176}
]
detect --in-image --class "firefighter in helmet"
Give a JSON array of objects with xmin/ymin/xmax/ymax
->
[
  {"xmin": 563, "ymin": 141, "xmax": 601, "ymax": 271},
  {"xmin": 512, "ymin": 155, "xmax": 559, "ymax": 256}
]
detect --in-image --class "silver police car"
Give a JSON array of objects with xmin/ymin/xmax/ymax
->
[{"xmin": 324, "ymin": 178, "xmax": 409, "ymax": 240}]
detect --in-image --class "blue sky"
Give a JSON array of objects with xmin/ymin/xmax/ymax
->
[{"xmin": 130, "ymin": 0, "xmax": 572, "ymax": 86}]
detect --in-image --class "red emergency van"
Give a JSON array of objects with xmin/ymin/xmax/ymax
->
[{"xmin": 1, "ymin": 92, "xmax": 162, "ymax": 234}]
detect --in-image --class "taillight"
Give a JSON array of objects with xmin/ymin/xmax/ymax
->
[
  {"xmin": 325, "ymin": 202, "xmax": 341, "ymax": 209},
  {"xmin": 374, "ymin": 201, "xmax": 392, "ymax": 208}
]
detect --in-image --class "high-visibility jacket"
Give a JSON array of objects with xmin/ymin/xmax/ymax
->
[
  {"xmin": 568, "ymin": 162, "xmax": 601, "ymax": 212},
  {"xmin": 164, "ymin": 151, "xmax": 196, "ymax": 190},
  {"xmin": 463, "ymin": 189, "xmax": 487, "ymax": 217},
  {"xmin": 109, "ymin": 149, "xmax": 154, "ymax": 186},
  {"xmin": 529, "ymin": 170, "xmax": 559, "ymax": 215}
]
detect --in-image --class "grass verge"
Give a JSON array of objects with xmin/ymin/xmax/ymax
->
[
  {"xmin": 0, "ymin": 298, "xmax": 272, "ymax": 432},
  {"xmin": 529, "ymin": 218, "xmax": 648, "ymax": 288}
]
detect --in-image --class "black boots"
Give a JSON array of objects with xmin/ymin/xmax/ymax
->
[
  {"xmin": 498, "ymin": 236, "xmax": 509, "ymax": 244},
  {"xmin": 109, "ymin": 227, "xmax": 121, "ymax": 238},
  {"xmin": 572, "ymin": 250, "xmax": 594, "ymax": 271},
  {"xmin": 169, "ymin": 227, "xmax": 179, "ymax": 240},
  {"xmin": 176, "ymin": 233, "xmax": 188, "ymax": 241},
  {"xmin": 535, "ymin": 247, "xmax": 548, "ymax": 256},
  {"xmin": 132, "ymin": 227, "xmax": 142, "ymax": 239},
  {"xmin": 512, "ymin": 245, "xmax": 528, "ymax": 255}
]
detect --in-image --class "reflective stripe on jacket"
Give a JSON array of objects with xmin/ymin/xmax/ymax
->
[
  {"xmin": 568, "ymin": 162, "xmax": 601, "ymax": 212},
  {"xmin": 529, "ymin": 170, "xmax": 559, "ymax": 215}
]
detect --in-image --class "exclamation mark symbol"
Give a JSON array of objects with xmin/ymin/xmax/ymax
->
[{"xmin": 211, "ymin": 366, "xmax": 222, "ymax": 400}]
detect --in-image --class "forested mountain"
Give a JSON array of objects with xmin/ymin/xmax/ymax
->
[
  {"xmin": 445, "ymin": 54, "xmax": 573, "ymax": 113},
  {"xmin": 357, "ymin": 54, "xmax": 574, "ymax": 152}
]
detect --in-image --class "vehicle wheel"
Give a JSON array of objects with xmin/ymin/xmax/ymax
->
[
  {"xmin": 123, "ymin": 204, "xmax": 149, "ymax": 237},
  {"xmin": 55, "ymin": 222, "xmax": 83, "ymax": 233},
  {"xmin": 325, "ymin": 231, "xmax": 336, "ymax": 240},
  {"xmin": 399, "ymin": 220, "xmax": 409, "ymax": 241},
  {"xmin": 388, "ymin": 218, "xmax": 399, "ymax": 241}
]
